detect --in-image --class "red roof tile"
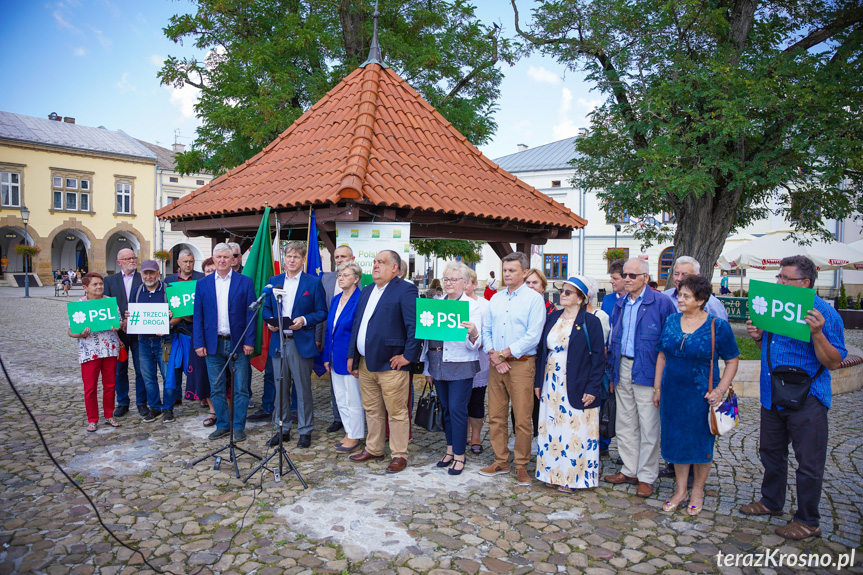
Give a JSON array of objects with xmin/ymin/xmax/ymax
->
[{"xmin": 157, "ymin": 62, "xmax": 585, "ymax": 230}]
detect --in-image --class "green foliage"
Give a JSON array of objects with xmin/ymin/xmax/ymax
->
[
  {"xmin": 732, "ymin": 290, "xmax": 748, "ymax": 298},
  {"xmin": 160, "ymin": 0, "xmax": 515, "ymax": 175},
  {"xmin": 839, "ymin": 282, "xmax": 849, "ymax": 309},
  {"xmin": 604, "ymin": 247, "xmax": 627, "ymax": 262},
  {"xmin": 515, "ymin": 0, "xmax": 863, "ymax": 279},
  {"xmin": 735, "ymin": 337, "xmax": 761, "ymax": 361},
  {"xmin": 410, "ymin": 239, "xmax": 484, "ymax": 263},
  {"xmin": 856, "ymin": 297, "xmax": 862, "ymax": 311}
]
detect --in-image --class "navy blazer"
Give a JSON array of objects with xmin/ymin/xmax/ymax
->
[
  {"xmin": 262, "ymin": 271, "xmax": 327, "ymax": 359},
  {"xmin": 348, "ymin": 276, "xmax": 420, "ymax": 372},
  {"xmin": 322, "ymin": 289, "xmax": 361, "ymax": 375},
  {"xmin": 103, "ymin": 271, "xmax": 142, "ymax": 343},
  {"xmin": 192, "ymin": 271, "xmax": 258, "ymax": 354},
  {"xmin": 535, "ymin": 308, "xmax": 605, "ymax": 410}
]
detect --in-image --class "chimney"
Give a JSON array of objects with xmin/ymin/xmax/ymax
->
[
  {"xmin": 517, "ymin": 143, "xmax": 529, "ymax": 152},
  {"xmin": 48, "ymin": 112, "xmax": 60, "ymax": 121},
  {"xmin": 577, "ymin": 127, "xmax": 588, "ymax": 137},
  {"xmin": 172, "ymin": 143, "xmax": 185, "ymax": 153},
  {"xmin": 63, "ymin": 117, "xmax": 76, "ymax": 124}
]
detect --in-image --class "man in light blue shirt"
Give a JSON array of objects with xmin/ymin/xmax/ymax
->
[
  {"xmin": 479, "ymin": 252, "xmax": 546, "ymax": 486},
  {"xmin": 664, "ymin": 256, "xmax": 728, "ymax": 320}
]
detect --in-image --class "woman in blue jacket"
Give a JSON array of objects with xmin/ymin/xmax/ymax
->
[
  {"xmin": 534, "ymin": 276, "xmax": 605, "ymax": 492},
  {"xmin": 322, "ymin": 262, "xmax": 364, "ymax": 454}
]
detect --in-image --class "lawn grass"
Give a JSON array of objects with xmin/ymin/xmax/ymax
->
[{"xmin": 736, "ymin": 336, "xmax": 761, "ymax": 361}]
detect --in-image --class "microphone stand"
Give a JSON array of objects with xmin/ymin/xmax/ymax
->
[
  {"xmin": 243, "ymin": 291, "xmax": 307, "ymax": 487},
  {"xmin": 190, "ymin": 309, "xmax": 262, "ymax": 479}
]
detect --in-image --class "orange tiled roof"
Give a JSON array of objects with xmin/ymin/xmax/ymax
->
[{"xmin": 157, "ymin": 62, "xmax": 585, "ymax": 230}]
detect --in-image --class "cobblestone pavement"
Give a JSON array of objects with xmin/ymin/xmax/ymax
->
[{"xmin": 0, "ymin": 291, "xmax": 861, "ymax": 574}]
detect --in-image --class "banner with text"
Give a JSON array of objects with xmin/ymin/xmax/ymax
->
[
  {"xmin": 67, "ymin": 297, "xmax": 121, "ymax": 334},
  {"xmin": 748, "ymin": 280, "xmax": 816, "ymax": 342},
  {"xmin": 126, "ymin": 303, "xmax": 171, "ymax": 335},
  {"xmin": 415, "ymin": 298, "xmax": 469, "ymax": 342},
  {"xmin": 335, "ymin": 222, "xmax": 411, "ymax": 277},
  {"xmin": 166, "ymin": 280, "xmax": 197, "ymax": 318}
]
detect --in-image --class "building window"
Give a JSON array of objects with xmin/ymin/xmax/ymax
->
[
  {"xmin": 789, "ymin": 197, "xmax": 821, "ymax": 221},
  {"xmin": 551, "ymin": 180, "xmax": 561, "ymax": 188},
  {"xmin": 662, "ymin": 211, "xmax": 674, "ymax": 223},
  {"xmin": 723, "ymin": 268, "xmax": 746, "ymax": 277},
  {"xmin": 659, "ymin": 247, "xmax": 675, "ymax": 281},
  {"xmin": 544, "ymin": 254, "xmax": 568, "ymax": 280},
  {"xmin": 116, "ymin": 181, "xmax": 132, "ymax": 214},
  {"xmin": 607, "ymin": 248, "xmax": 630, "ymax": 272},
  {"xmin": 605, "ymin": 201, "xmax": 629, "ymax": 224},
  {"xmin": 51, "ymin": 170, "xmax": 92, "ymax": 212},
  {"xmin": 167, "ymin": 196, "xmax": 178, "ymax": 205},
  {"xmin": 169, "ymin": 176, "xmax": 179, "ymax": 183},
  {"xmin": 1, "ymin": 172, "xmax": 21, "ymax": 207},
  {"xmin": 196, "ymin": 179, "xmax": 205, "ymax": 186}
]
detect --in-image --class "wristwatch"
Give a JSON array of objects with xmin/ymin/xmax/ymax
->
[{"xmin": 499, "ymin": 352, "xmax": 505, "ymax": 362}]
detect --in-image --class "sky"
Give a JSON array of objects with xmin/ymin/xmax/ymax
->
[{"xmin": 0, "ymin": 0, "xmax": 600, "ymax": 161}]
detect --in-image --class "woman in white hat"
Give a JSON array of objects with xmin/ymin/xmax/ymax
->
[{"xmin": 534, "ymin": 275, "xmax": 605, "ymax": 492}]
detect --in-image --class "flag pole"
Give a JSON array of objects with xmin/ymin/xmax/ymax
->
[{"xmin": 305, "ymin": 206, "xmax": 312, "ymax": 273}]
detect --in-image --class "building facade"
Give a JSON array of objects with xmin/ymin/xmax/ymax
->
[{"xmin": 0, "ymin": 111, "xmax": 156, "ymax": 282}]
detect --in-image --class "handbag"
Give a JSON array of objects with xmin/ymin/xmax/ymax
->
[
  {"xmin": 767, "ymin": 333, "xmax": 823, "ymax": 410},
  {"xmin": 599, "ymin": 392, "xmax": 616, "ymax": 439},
  {"xmin": 414, "ymin": 380, "xmax": 445, "ymax": 432},
  {"xmin": 707, "ymin": 318, "xmax": 739, "ymax": 435},
  {"xmin": 117, "ymin": 343, "xmax": 128, "ymax": 363}
]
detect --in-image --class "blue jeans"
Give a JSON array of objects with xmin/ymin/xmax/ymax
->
[
  {"xmin": 205, "ymin": 338, "xmax": 252, "ymax": 431},
  {"xmin": 115, "ymin": 339, "xmax": 146, "ymax": 408},
  {"xmin": 138, "ymin": 335, "xmax": 170, "ymax": 411},
  {"xmin": 436, "ymin": 377, "xmax": 473, "ymax": 456}
]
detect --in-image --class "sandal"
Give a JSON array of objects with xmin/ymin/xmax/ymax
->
[
  {"xmin": 739, "ymin": 500, "xmax": 783, "ymax": 516},
  {"xmin": 87, "ymin": 422, "xmax": 97, "ymax": 432},
  {"xmin": 106, "ymin": 418, "xmax": 121, "ymax": 428},
  {"xmin": 470, "ymin": 444, "xmax": 483, "ymax": 455},
  {"xmin": 557, "ymin": 486, "xmax": 576, "ymax": 493},
  {"xmin": 203, "ymin": 413, "xmax": 217, "ymax": 427},
  {"xmin": 436, "ymin": 453, "xmax": 454, "ymax": 468},
  {"xmin": 663, "ymin": 492, "xmax": 690, "ymax": 512},
  {"xmin": 775, "ymin": 520, "xmax": 822, "ymax": 540},
  {"xmin": 448, "ymin": 457, "xmax": 465, "ymax": 476}
]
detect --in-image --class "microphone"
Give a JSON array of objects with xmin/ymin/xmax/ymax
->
[{"xmin": 249, "ymin": 284, "xmax": 273, "ymax": 311}]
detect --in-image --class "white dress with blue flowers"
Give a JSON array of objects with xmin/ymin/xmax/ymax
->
[{"xmin": 535, "ymin": 316, "xmax": 600, "ymax": 489}]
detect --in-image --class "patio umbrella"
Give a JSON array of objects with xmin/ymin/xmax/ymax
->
[
  {"xmin": 718, "ymin": 229, "xmax": 863, "ymax": 271},
  {"xmin": 849, "ymin": 240, "xmax": 863, "ymax": 270},
  {"xmin": 716, "ymin": 233, "xmax": 757, "ymax": 293}
]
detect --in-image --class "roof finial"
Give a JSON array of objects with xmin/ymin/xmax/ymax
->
[{"xmin": 364, "ymin": 0, "xmax": 383, "ymax": 65}]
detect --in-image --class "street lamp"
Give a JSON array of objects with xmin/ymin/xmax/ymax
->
[
  {"xmin": 20, "ymin": 206, "xmax": 30, "ymax": 298},
  {"xmin": 614, "ymin": 224, "xmax": 621, "ymax": 248},
  {"xmin": 159, "ymin": 219, "xmax": 167, "ymax": 275}
]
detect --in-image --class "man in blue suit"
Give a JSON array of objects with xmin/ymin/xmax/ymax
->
[
  {"xmin": 262, "ymin": 241, "xmax": 327, "ymax": 448},
  {"xmin": 193, "ymin": 243, "xmax": 258, "ymax": 442},
  {"xmin": 347, "ymin": 250, "xmax": 420, "ymax": 473},
  {"xmin": 103, "ymin": 247, "xmax": 144, "ymax": 417}
]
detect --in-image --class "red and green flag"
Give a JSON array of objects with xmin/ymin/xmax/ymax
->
[{"xmin": 243, "ymin": 206, "xmax": 275, "ymax": 371}]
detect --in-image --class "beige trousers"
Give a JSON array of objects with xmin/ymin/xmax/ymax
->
[
  {"xmin": 488, "ymin": 359, "xmax": 536, "ymax": 468},
  {"xmin": 358, "ymin": 358, "xmax": 411, "ymax": 460}
]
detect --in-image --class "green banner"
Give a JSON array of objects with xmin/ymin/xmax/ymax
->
[
  {"xmin": 415, "ymin": 298, "xmax": 469, "ymax": 342},
  {"xmin": 166, "ymin": 280, "xmax": 197, "ymax": 318},
  {"xmin": 748, "ymin": 280, "xmax": 816, "ymax": 342},
  {"xmin": 717, "ymin": 296, "xmax": 749, "ymax": 321},
  {"xmin": 67, "ymin": 297, "xmax": 121, "ymax": 334}
]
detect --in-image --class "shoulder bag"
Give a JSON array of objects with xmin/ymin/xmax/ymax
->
[
  {"xmin": 414, "ymin": 380, "xmax": 444, "ymax": 432},
  {"xmin": 708, "ymin": 318, "xmax": 739, "ymax": 435},
  {"xmin": 766, "ymin": 333, "xmax": 823, "ymax": 410}
]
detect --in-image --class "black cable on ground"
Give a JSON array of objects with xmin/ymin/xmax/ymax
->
[{"xmin": 0, "ymin": 348, "xmax": 267, "ymax": 575}]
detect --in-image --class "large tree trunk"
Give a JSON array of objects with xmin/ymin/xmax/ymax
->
[
  {"xmin": 340, "ymin": 0, "xmax": 366, "ymax": 63},
  {"xmin": 669, "ymin": 183, "xmax": 740, "ymax": 287}
]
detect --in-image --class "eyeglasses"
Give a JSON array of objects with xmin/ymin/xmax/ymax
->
[
  {"xmin": 232, "ymin": 253, "xmax": 240, "ymax": 258},
  {"xmin": 118, "ymin": 257, "xmax": 137, "ymax": 262},
  {"xmin": 336, "ymin": 273, "xmax": 356, "ymax": 279},
  {"xmin": 776, "ymin": 274, "xmax": 805, "ymax": 282},
  {"xmin": 621, "ymin": 273, "xmax": 646, "ymax": 279},
  {"xmin": 560, "ymin": 289, "xmax": 578, "ymax": 296},
  {"xmin": 442, "ymin": 277, "xmax": 463, "ymax": 284},
  {"xmin": 672, "ymin": 272, "xmax": 691, "ymax": 278}
]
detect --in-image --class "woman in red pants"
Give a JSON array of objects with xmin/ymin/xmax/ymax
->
[{"xmin": 68, "ymin": 272, "xmax": 123, "ymax": 432}]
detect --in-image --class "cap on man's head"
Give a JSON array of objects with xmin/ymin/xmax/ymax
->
[{"xmin": 140, "ymin": 259, "xmax": 160, "ymax": 272}]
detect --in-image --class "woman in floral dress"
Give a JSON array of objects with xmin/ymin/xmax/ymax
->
[
  {"xmin": 534, "ymin": 276, "xmax": 605, "ymax": 491},
  {"xmin": 67, "ymin": 272, "xmax": 123, "ymax": 432}
]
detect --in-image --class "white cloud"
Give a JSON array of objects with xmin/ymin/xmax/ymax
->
[
  {"xmin": 551, "ymin": 88, "xmax": 601, "ymax": 140},
  {"xmin": 115, "ymin": 73, "xmax": 136, "ymax": 93},
  {"xmin": 165, "ymin": 84, "xmax": 201, "ymax": 121},
  {"xmin": 527, "ymin": 65, "xmax": 561, "ymax": 85},
  {"xmin": 100, "ymin": 0, "xmax": 120, "ymax": 19},
  {"xmin": 89, "ymin": 26, "xmax": 112, "ymax": 48},
  {"xmin": 74, "ymin": 47, "xmax": 86, "ymax": 57},
  {"xmin": 53, "ymin": 7, "xmax": 81, "ymax": 33},
  {"xmin": 150, "ymin": 54, "xmax": 163, "ymax": 67}
]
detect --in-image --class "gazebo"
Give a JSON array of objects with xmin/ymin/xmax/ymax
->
[{"xmin": 156, "ymin": 25, "xmax": 585, "ymax": 261}]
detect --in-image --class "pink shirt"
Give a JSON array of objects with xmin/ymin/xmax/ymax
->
[{"xmin": 122, "ymin": 271, "xmax": 135, "ymax": 302}]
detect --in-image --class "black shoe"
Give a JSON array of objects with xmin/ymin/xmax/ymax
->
[
  {"xmin": 234, "ymin": 429, "xmax": 247, "ymax": 443},
  {"xmin": 267, "ymin": 431, "xmax": 291, "ymax": 447},
  {"xmin": 208, "ymin": 428, "xmax": 230, "ymax": 440},
  {"xmin": 137, "ymin": 405, "xmax": 149, "ymax": 417},
  {"xmin": 326, "ymin": 421, "xmax": 344, "ymax": 433},
  {"xmin": 615, "ymin": 456, "xmax": 623, "ymax": 465},
  {"xmin": 113, "ymin": 405, "xmax": 129, "ymax": 418},
  {"xmin": 297, "ymin": 434, "xmax": 312, "ymax": 448},
  {"xmin": 247, "ymin": 409, "xmax": 273, "ymax": 422},
  {"xmin": 659, "ymin": 464, "xmax": 675, "ymax": 478},
  {"xmin": 162, "ymin": 410, "xmax": 175, "ymax": 423},
  {"xmin": 143, "ymin": 409, "xmax": 162, "ymax": 423}
]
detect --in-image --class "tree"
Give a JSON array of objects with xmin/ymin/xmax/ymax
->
[
  {"xmin": 513, "ymin": 0, "xmax": 863, "ymax": 282},
  {"xmin": 159, "ymin": 0, "xmax": 514, "ymax": 176},
  {"xmin": 411, "ymin": 239, "xmax": 484, "ymax": 263}
]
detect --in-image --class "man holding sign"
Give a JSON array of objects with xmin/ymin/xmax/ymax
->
[
  {"xmin": 741, "ymin": 255, "xmax": 846, "ymax": 540},
  {"xmin": 165, "ymin": 249, "xmax": 204, "ymax": 408}
]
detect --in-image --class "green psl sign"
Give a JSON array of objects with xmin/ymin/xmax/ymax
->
[
  {"xmin": 166, "ymin": 280, "xmax": 197, "ymax": 318},
  {"xmin": 748, "ymin": 280, "xmax": 816, "ymax": 342},
  {"xmin": 415, "ymin": 298, "xmax": 469, "ymax": 342},
  {"xmin": 67, "ymin": 297, "xmax": 121, "ymax": 334}
]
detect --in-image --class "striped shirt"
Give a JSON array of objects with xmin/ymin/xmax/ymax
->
[{"xmin": 759, "ymin": 295, "xmax": 846, "ymax": 410}]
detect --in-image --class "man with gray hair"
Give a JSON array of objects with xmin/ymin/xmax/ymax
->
[
  {"xmin": 664, "ymin": 256, "xmax": 728, "ymax": 319},
  {"xmin": 165, "ymin": 248, "xmax": 205, "ymax": 407},
  {"xmin": 228, "ymin": 241, "xmax": 243, "ymax": 273},
  {"xmin": 604, "ymin": 257, "xmax": 675, "ymax": 498}
]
